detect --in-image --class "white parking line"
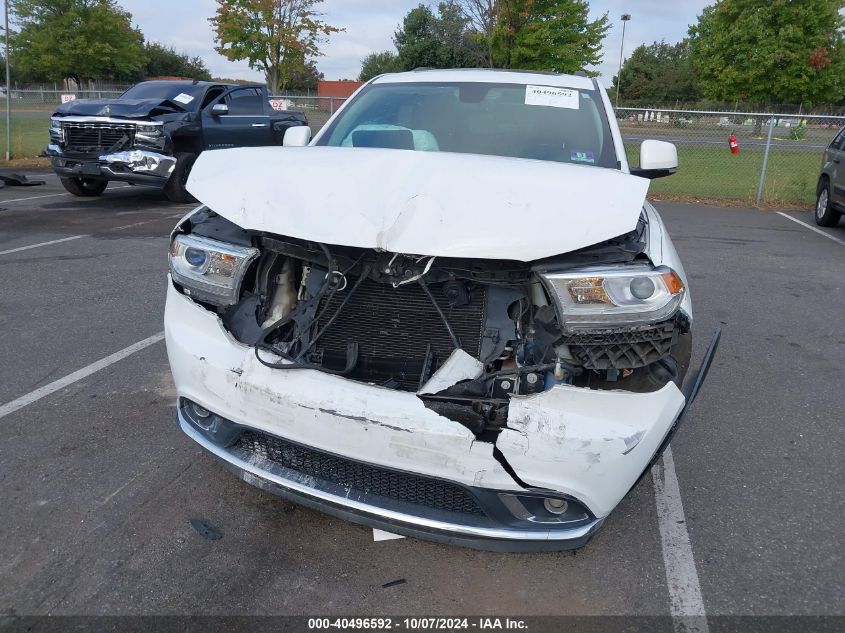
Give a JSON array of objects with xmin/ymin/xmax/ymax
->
[
  {"xmin": 0, "ymin": 191, "xmax": 71, "ymax": 204},
  {"xmin": 652, "ymin": 446, "xmax": 709, "ymax": 633},
  {"xmin": 776, "ymin": 212, "xmax": 845, "ymax": 247},
  {"xmin": 0, "ymin": 213, "xmax": 184, "ymax": 256},
  {"xmin": 0, "ymin": 234, "xmax": 88, "ymax": 255},
  {"xmin": 0, "ymin": 184, "xmax": 141, "ymax": 207},
  {"xmin": 0, "ymin": 332, "xmax": 165, "ymax": 421}
]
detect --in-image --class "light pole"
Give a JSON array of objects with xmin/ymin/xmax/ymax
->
[
  {"xmin": 615, "ymin": 13, "xmax": 631, "ymax": 108},
  {"xmin": 4, "ymin": 0, "xmax": 10, "ymax": 160}
]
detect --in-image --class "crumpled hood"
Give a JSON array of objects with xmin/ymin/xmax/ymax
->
[
  {"xmin": 187, "ymin": 146, "xmax": 649, "ymax": 261},
  {"xmin": 54, "ymin": 98, "xmax": 184, "ymax": 118}
]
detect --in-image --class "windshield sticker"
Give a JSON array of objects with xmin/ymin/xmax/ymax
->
[
  {"xmin": 525, "ymin": 85, "xmax": 579, "ymax": 109},
  {"xmin": 173, "ymin": 93, "xmax": 195, "ymax": 105},
  {"xmin": 571, "ymin": 150, "xmax": 595, "ymax": 164}
]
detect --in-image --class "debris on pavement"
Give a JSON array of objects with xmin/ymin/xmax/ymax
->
[{"xmin": 189, "ymin": 518, "xmax": 223, "ymax": 540}]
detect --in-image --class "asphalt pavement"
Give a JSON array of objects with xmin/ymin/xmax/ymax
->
[{"xmin": 0, "ymin": 172, "xmax": 842, "ymax": 626}]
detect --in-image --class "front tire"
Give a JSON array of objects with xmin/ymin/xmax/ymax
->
[
  {"xmin": 164, "ymin": 152, "xmax": 198, "ymax": 203},
  {"xmin": 60, "ymin": 177, "xmax": 108, "ymax": 197},
  {"xmin": 815, "ymin": 180, "xmax": 842, "ymax": 227}
]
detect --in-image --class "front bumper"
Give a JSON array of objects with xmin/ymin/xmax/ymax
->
[
  {"xmin": 49, "ymin": 145, "xmax": 176, "ymax": 184},
  {"xmin": 165, "ymin": 281, "xmax": 691, "ymax": 550}
]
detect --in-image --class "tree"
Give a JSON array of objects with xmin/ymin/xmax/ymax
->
[
  {"xmin": 456, "ymin": 0, "xmax": 496, "ymax": 67},
  {"xmin": 612, "ymin": 40, "xmax": 699, "ymax": 105},
  {"xmin": 359, "ymin": 51, "xmax": 402, "ymax": 81},
  {"xmin": 688, "ymin": 0, "xmax": 845, "ymax": 107},
  {"xmin": 393, "ymin": 2, "xmax": 485, "ymax": 71},
  {"xmin": 210, "ymin": 0, "xmax": 341, "ymax": 94},
  {"xmin": 496, "ymin": 0, "xmax": 609, "ymax": 74},
  {"xmin": 10, "ymin": 0, "xmax": 145, "ymax": 83},
  {"xmin": 143, "ymin": 42, "xmax": 212, "ymax": 80}
]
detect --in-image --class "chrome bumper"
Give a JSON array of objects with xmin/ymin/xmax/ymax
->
[{"xmin": 49, "ymin": 146, "xmax": 176, "ymax": 183}]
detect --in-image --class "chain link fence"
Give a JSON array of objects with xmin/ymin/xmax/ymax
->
[
  {"xmin": 3, "ymin": 90, "xmax": 842, "ymax": 208},
  {"xmin": 617, "ymin": 107, "xmax": 845, "ymax": 206}
]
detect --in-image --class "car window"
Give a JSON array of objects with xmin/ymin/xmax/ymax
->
[
  {"xmin": 201, "ymin": 87, "xmax": 226, "ymax": 109},
  {"xmin": 830, "ymin": 128, "xmax": 845, "ymax": 151},
  {"xmin": 316, "ymin": 81, "xmax": 618, "ymax": 168},
  {"xmin": 224, "ymin": 88, "xmax": 265, "ymax": 115}
]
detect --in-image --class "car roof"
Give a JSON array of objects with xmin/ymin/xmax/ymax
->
[
  {"xmin": 137, "ymin": 80, "xmax": 261, "ymax": 89},
  {"xmin": 371, "ymin": 68, "xmax": 595, "ymax": 90}
]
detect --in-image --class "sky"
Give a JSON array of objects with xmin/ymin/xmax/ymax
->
[{"xmin": 120, "ymin": 0, "xmax": 714, "ymax": 87}]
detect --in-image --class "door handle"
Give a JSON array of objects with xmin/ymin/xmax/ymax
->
[
  {"xmin": 834, "ymin": 158, "xmax": 841, "ymax": 164},
  {"xmin": 252, "ymin": 123, "xmax": 268, "ymax": 127}
]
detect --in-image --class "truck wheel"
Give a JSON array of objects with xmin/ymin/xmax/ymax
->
[
  {"xmin": 164, "ymin": 152, "xmax": 198, "ymax": 203},
  {"xmin": 60, "ymin": 177, "xmax": 108, "ymax": 197}
]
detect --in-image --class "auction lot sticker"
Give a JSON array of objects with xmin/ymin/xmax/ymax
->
[{"xmin": 525, "ymin": 85, "xmax": 579, "ymax": 109}]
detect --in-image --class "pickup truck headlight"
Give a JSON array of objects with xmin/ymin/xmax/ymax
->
[
  {"xmin": 135, "ymin": 124, "xmax": 165, "ymax": 149},
  {"xmin": 169, "ymin": 234, "xmax": 258, "ymax": 306},
  {"xmin": 541, "ymin": 265, "xmax": 685, "ymax": 330},
  {"xmin": 49, "ymin": 119, "xmax": 64, "ymax": 143}
]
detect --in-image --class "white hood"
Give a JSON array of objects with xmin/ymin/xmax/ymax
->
[{"xmin": 187, "ymin": 146, "xmax": 649, "ymax": 261}]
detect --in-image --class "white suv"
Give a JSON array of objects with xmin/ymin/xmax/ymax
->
[{"xmin": 164, "ymin": 69, "xmax": 719, "ymax": 551}]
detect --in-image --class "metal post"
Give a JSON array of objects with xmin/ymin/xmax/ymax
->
[
  {"xmin": 615, "ymin": 14, "xmax": 631, "ymax": 108},
  {"xmin": 329, "ymin": 97, "xmax": 334, "ymax": 116},
  {"xmin": 755, "ymin": 117, "xmax": 776, "ymax": 205},
  {"xmin": 4, "ymin": 0, "xmax": 11, "ymax": 160}
]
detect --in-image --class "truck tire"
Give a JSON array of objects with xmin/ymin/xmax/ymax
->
[
  {"xmin": 164, "ymin": 152, "xmax": 198, "ymax": 203},
  {"xmin": 60, "ymin": 177, "xmax": 108, "ymax": 197}
]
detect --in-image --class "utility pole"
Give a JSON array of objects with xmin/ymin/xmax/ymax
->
[
  {"xmin": 615, "ymin": 13, "xmax": 631, "ymax": 109},
  {"xmin": 4, "ymin": 0, "xmax": 10, "ymax": 161}
]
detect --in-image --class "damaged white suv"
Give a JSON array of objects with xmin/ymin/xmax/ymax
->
[{"xmin": 165, "ymin": 70, "xmax": 719, "ymax": 551}]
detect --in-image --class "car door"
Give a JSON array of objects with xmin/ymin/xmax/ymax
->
[
  {"xmin": 201, "ymin": 87, "xmax": 272, "ymax": 150},
  {"xmin": 824, "ymin": 127, "xmax": 845, "ymax": 206}
]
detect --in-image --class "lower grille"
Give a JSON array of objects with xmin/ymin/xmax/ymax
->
[
  {"xmin": 315, "ymin": 278, "xmax": 487, "ymax": 389},
  {"xmin": 561, "ymin": 322, "xmax": 677, "ymax": 370},
  {"xmin": 65, "ymin": 123, "xmax": 135, "ymax": 153},
  {"xmin": 236, "ymin": 430, "xmax": 486, "ymax": 516}
]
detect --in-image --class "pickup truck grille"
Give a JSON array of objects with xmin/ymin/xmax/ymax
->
[{"xmin": 64, "ymin": 122, "xmax": 135, "ymax": 153}]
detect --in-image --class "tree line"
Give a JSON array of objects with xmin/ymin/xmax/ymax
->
[
  {"xmin": 363, "ymin": 0, "xmax": 845, "ymax": 110},
  {"xmin": 360, "ymin": 0, "xmax": 609, "ymax": 81},
  {"xmin": 4, "ymin": 0, "xmax": 333, "ymax": 92}
]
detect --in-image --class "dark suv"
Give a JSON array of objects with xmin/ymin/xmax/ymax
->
[{"xmin": 816, "ymin": 126, "xmax": 845, "ymax": 227}]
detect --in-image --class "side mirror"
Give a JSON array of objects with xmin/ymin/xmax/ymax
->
[
  {"xmin": 631, "ymin": 140, "xmax": 678, "ymax": 179},
  {"xmin": 283, "ymin": 125, "xmax": 312, "ymax": 147},
  {"xmin": 211, "ymin": 103, "xmax": 229, "ymax": 116}
]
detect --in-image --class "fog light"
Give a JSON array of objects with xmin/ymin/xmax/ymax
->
[
  {"xmin": 190, "ymin": 402, "xmax": 211, "ymax": 419},
  {"xmin": 543, "ymin": 498, "xmax": 569, "ymax": 515}
]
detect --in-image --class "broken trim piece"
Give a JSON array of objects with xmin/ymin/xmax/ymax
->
[{"xmin": 418, "ymin": 349, "xmax": 484, "ymax": 395}]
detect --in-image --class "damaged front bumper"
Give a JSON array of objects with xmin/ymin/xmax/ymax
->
[
  {"xmin": 48, "ymin": 145, "xmax": 176, "ymax": 184},
  {"xmin": 165, "ymin": 280, "xmax": 711, "ymax": 551}
]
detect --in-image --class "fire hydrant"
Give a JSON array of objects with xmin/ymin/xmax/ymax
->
[{"xmin": 728, "ymin": 133, "xmax": 739, "ymax": 154}]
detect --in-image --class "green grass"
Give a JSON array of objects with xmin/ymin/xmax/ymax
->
[
  {"xmin": 0, "ymin": 114, "xmax": 51, "ymax": 159},
  {"xmin": 626, "ymin": 144, "xmax": 819, "ymax": 206}
]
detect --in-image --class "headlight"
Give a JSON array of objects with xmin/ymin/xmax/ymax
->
[
  {"xmin": 169, "ymin": 234, "xmax": 258, "ymax": 306},
  {"xmin": 541, "ymin": 264, "xmax": 685, "ymax": 329},
  {"xmin": 135, "ymin": 124, "xmax": 165, "ymax": 148},
  {"xmin": 49, "ymin": 119, "xmax": 64, "ymax": 142}
]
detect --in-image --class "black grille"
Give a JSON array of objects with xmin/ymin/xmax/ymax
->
[
  {"xmin": 65, "ymin": 123, "xmax": 135, "ymax": 152},
  {"xmin": 236, "ymin": 430, "xmax": 485, "ymax": 516},
  {"xmin": 560, "ymin": 322, "xmax": 676, "ymax": 369},
  {"xmin": 315, "ymin": 278, "xmax": 486, "ymax": 389}
]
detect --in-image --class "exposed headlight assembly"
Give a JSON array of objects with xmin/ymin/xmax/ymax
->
[
  {"xmin": 169, "ymin": 234, "xmax": 258, "ymax": 306},
  {"xmin": 541, "ymin": 265, "xmax": 685, "ymax": 330}
]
